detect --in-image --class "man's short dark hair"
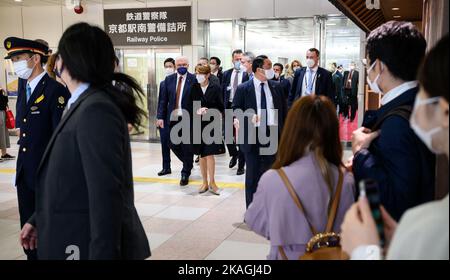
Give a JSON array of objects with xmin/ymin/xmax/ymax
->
[
  {"xmin": 232, "ymin": 49, "xmax": 243, "ymax": 58},
  {"xmin": 199, "ymin": 57, "xmax": 209, "ymax": 62},
  {"xmin": 256, "ymin": 55, "xmax": 268, "ymax": 60},
  {"xmin": 164, "ymin": 57, "xmax": 175, "ymax": 66},
  {"xmin": 367, "ymin": 21, "xmax": 426, "ymax": 81},
  {"xmin": 210, "ymin": 56, "xmax": 221, "ymax": 65},
  {"xmin": 252, "ymin": 57, "xmax": 265, "ymax": 73},
  {"xmin": 273, "ymin": 63, "xmax": 284, "ymax": 72},
  {"xmin": 308, "ymin": 48, "xmax": 320, "ymax": 57}
]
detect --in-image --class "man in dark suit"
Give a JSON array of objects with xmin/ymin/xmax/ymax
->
[
  {"xmin": 342, "ymin": 62, "xmax": 359, "ymax": 122},
  {"xmin": 222, "ymin": 49, "xmax": 249, "ymax": 175},
  {"xmin": 330, "ymin": 62, "xmax": 344, "ymax": 111},
  {"xmin": 3, "ymin": 37, "xmax": 70, "ymax": 260},
  {"xmin": 156, "ymin": 57, "xmax": 175, "ymax": 176},
  {"xmin": 210, "ymin": 56, "xmax": 224, "ymax": 85},
  {"xmin": 288, "ymin": 48, "xmax": 333, "ymax": 107},
  {"xmin": 272, "ymin": 63, "xmax": 291, "ymax": 101},
  {"xmin": 351, "ymin": 21, "xmax": 435, "ymax": 221},
  {"xmin": 232, "ymin": 56, "xmax": 287, "ymax": 208},
  {"xmin": 157, "ymin": 56, "xmax": 196, "ymax": 186}
]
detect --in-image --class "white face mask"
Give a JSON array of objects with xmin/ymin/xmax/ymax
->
[
  {"xmin": 306, "ymin": 58, "xmax": 316, "ymax": 69},
  {"xmin": 293, "ymin": 66, "xmax": 300, "ymax": 72},
  {"xmin": 264, "ymin": 68, "xmax": 275, "ymax": 80},
  {"xmin": 274, "ymin": 72, "xmax": 280, "ymax": 79},
  {"xmin": 239, "ymin": 63, "xmax": 247, "ymax": 73},
  {"xmin": 196, "ymin": 74, "xmax": 207, "ymax": 84},
  {"xmin": 13, "ymin": 57, "xmax": 35, "ymax": 80},
  {"xmin": 350, "ymin": 65, "xmax": 356, "ymax": 70},
  {"xmin": 410, "ymin": 96, "xmax": 443, "ymax": 154},
  {"xmin": 366, "ymin": 60, "xmax": 383, "ymax": 94},
  {"xmin": 164, "ymin": 67, "xmax": 175, "ymax": 76}
]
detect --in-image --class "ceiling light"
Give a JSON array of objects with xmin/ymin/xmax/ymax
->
[
  {"xmin": 14, "ymin": 0, "xmax": 22, "ymax": 2},
  {"xmin": 393, "ymin": 15, "xmax": 402, "ymax": 18},
  {"xmin": 392, "ymin": 8, "xmax": 400, "ymax": 11}
]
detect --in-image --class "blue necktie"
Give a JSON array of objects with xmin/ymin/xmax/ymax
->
[
  {"xmin": 26, "ymin": 84, "xmax": 32, "ymax": 103},
  {"xmin": 307, "ymin": 70, "xmax": 314, "ymax": 94},
  {"xmin": 260, "ymin": 83, "xmax": 268, "ymax": 127}
]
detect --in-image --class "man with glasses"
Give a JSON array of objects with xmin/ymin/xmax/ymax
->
[{"xmin": 3, "ymin": 37, "xmax": 69, "ymax": 260}]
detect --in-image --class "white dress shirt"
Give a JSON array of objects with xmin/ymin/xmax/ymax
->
[
  {"xmin": 27, "ymin": 71, "xmax": 47, "ymax": 95},
  {"xmin": 229, "ymin": 69, "xmax": 244, "ymax": 102},
  {"xmin": 176, "ymin": 73, "xmax": 187, "ymax": 116},
  {"xmin": 302, "ymin": 66, "xmax": 319, "ymax": 96},
  {"xmin": 381, "ymin": 81, "xmax": 419, "ymax": 106},
  {"xmin": 253, "ymin": 77, "xmax": 276, "ymax": 127}
]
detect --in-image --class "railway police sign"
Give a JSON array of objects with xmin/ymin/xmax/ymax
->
[{"xmin": 104, "ymin": 6, "xmax": 192, "ymax": 46}]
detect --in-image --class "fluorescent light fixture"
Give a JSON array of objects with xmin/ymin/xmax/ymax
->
[
  {"xmin": 392, "ymin": 8, "xmax": 400, "ymax": 11},
  {"xmin": 14, "ymin": 0, "xmax": 22, "ymax": 2},
  {"xmin": 393, "ymin": 15, "xmax": 402, "ymax": 18}
]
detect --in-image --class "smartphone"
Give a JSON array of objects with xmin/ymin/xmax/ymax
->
[{"xmin": 359, "ymin": 179, "xmax": 385, "ymax": 247}]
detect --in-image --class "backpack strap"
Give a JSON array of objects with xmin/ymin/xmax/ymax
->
[
  {"xmin": 325, "ymin": 169, "xmax": 344, "ymax": 233},
  {"xmin": 372, "ymin": 105, "xmax": 412, "ymax": 131},
  {"xmin": 276, "ymin": 168, "xmax": 318, "ymax": 235}
]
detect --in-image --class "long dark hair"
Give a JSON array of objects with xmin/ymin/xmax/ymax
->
[
  {"xmin": 57, "ymin": 22, "xmax": 146, "ymax": 129},
  {"xmin": 273, "ymin": 96, "xmax": 343, "ymax": 193}
]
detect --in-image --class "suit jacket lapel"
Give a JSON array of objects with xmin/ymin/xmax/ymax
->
[
  {"xmin": 37, "ymin": 87, "xmax": 96, "ymax": 174},
  {"xmin": 315, "ymin": 69, "xmax": 322, "ymax": 94},
  {"xmin": 297, "ymin": 69, "xmax": 306, "ymax": 97}
]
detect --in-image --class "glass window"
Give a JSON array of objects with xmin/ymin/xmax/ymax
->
[
  {"xmin": 324, "ymin": 17, "xmax": 361, "ymax": 71},
  {"xmin": 209, "ymin": 21, "xmax": 233, "ymax": 70}
]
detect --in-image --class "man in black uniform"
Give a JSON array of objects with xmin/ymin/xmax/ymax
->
[{"xmin": 3, "ymin": 37, "xmax": 70, "ymax": 260}]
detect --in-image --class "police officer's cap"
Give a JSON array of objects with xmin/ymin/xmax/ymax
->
[{"xmin": 3, "ymin": 37, "xmax": 49, "ymax": 59}]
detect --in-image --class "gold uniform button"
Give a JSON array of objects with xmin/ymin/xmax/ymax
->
[
  {"xmin": 22, "ymin": 133, "xmax": 26, "ymax": 137},
  {"xmin": 22, "ymin": 148, "xmax": 27, "ymax": 152}
]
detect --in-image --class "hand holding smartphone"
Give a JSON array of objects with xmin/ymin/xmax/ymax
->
[{"xmin": 359, "ymin": 179, "xmax": 385, "ymax": 248}]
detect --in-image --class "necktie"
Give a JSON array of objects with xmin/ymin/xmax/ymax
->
[
  {"xmin": 307, "ymin": 70, "xmax": 314, "ymax": 95},
  {"xmin": 26, "ymin": 84, "xmax": 32, "ymax": 103},
  {"xmin": 232, "ymin": 70, "xmax": 239, "ymax": 100},
  {"xmin": 346, "ymin": 71, "xmax": 353, "ymax": 89},
  {"xmin": 260, "ymin": 83, "xmax": 268, "ymax": 127},
  {"xmin": 175, "ymin": 76, "xmax": 183, "ymax": 111}
]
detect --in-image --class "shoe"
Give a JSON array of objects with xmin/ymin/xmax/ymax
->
[
  {"xmin": 1, "ymin": 154, "xmax": 15, "ymax": 160},
  {"xmin": 180, "ymin": 175, "xmax": 189, "ymax": 186},
  {"xmin": 195, "ymin": 156, "xmax": 200, "ymax": 163},
  {"xmin": 229, "ymin": 155, "xmax": 238, "ymax": 168},
  {"xmin": 199, "ymin": 185, "xmax": 209, "ymax": 194},
  {"xmin": 157, "ymin": 169, "xmax": 171, "ymax": 176},
  {"xmin": 209, "ymin": 186, "xmax": 221, "ymax": 196},
  {"xmin": 236, "ymin": 168, "xmax": 245, "ymax": 176}
]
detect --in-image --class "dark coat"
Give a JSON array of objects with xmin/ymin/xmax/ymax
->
[
  {"xmin": 272, "ymin": 76, "xmax": 291, "ymax": 101},
  {"xmin": 353, "ymin": 87, "xmax": 436, "ymax": 221},
  {"xmin": 222, "ymin": 68, "xmax": 250, "ymax": 108},
  {"xmin": 232, "ymin": 79, "xmax": 287, "ymax": 154},
  {"xmin": 28, "ymin": 87, "xmax": 150, "ymax": 260},
  {"xmin": 332, "ymin": 71, "xmax": 344, "ymax": 106},
  {"xmin": 157, "ymin": 72, "xmax": 197, "ymax": 121},
  {"xmin": 343, "ymin": 70, "xmax": 359, "ymax": 97},
  {"xmin": 288, "ymin": 67, "xmax": 333, "ymax": 107},
  {"xmin": 188, "ymin": 82, "xmax": 225, "ymax": 156},
  {"xmin": 15, "ymin": 73, "xmax": 70, "ymax": 191}
]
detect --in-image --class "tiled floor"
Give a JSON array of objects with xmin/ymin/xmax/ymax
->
[{"xmin": 0, "ymin": 136, "xmax": 353, "ymax": 260}]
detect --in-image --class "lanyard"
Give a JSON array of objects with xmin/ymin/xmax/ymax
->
[{"xmin": 304, "ymin": 70, "xmax": 318, "ymax": 90}]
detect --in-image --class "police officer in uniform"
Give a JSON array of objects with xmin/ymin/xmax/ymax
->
[{"xmin": 3, "ymin": 37, "xmax": 70, "ymax": 260}]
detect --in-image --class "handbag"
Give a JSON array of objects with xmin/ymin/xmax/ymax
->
[
  {"xmin": 5, "ymin": 108, "xmax": 15, "ymax": 129},
  {"xmin": 276, "ymin": 168, "xmax": 349, "ymax": 260}
]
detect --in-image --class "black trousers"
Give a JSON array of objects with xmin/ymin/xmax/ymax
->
[
  {"xmin": 169, "ymin": 118, "xmax": 193, "ymax": 177},
  {"xmin": 342, "ymin": 89, "xmax": 358, "ymax": 121},
  {"xmin": 225, "ymin": 102, "xmax": 245, "ymax": 169},
  {"xmin": 16, "ymin": 179, "xmax": 38, "ymax": 260},
  {"xmin": 244, "ymin": 152, "xmax": 275, "ymax": 208},
  {"xmin": 159, "ymin": 121, "xmax": 171, "ymax": 170}
]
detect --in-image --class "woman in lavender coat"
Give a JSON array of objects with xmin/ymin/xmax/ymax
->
[{"xmin": 245, "ymin": 95, "xmax": 356, "ymax": 260}]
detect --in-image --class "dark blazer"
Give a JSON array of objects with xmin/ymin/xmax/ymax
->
[
  {"xmin": 332, "ymin": 71, "xmax": 344, "ymax": 105},
  {"xmin": 272, "ymin": 76, "xmax": 291, "ymax": 101},
  {"xmin": 288, "ymin": 67, "xmax": 333, "ymax": 107},
  {"xmin": 353, "ymin": 87, "xmax": 436, "ymax": 221},
  {"xmin": 157, "ymin": 72, "xmax": 197, "ymax": 121},
  {"xmin": 222, "ymin": 68, "xmax": 250, "ymax": 108},
  {"xmin": 16, "ymin": 73, "xmax": 70, "ymax": 191},
  {"xmin": 29, "ymin": 87, "xmax": 150, "ymax": 260},
  {"xmin": 343, "ymin": 70, "xmax": 359, "ymax": 97},
  {"xmin": 232, "ymin": 79, "xmax": 287, "ymax": 154},
  {"xmin": 188, "ymin": 82, "xmax": 225, "ymax": 156},
  {"xmin": 15, "ymin": 78, "xmax": 27, "ymax": 129}
]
